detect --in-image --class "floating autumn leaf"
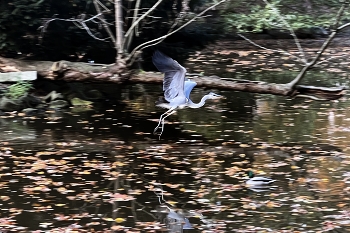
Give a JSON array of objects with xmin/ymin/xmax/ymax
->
[
  {"xmin": 34, "ymin": 151, "xmax": 58, "ymax": 156},
  {"xmin": 127, "ymin": 189, "xmax": 143, "ymax": 195},
  {"xmin": 115, "ymin": 218, "xmax": 126, "ymax": 223},
  {"xmin": 242, "ymin": 203, "xmax": 257, "ymax": 210},
  {"xmin": 113, "ymin": 161, "xmax": 126, "ymax": 166},
  {"xmin": 0, "ymin": 196, "xmax": 10, "ymax": 201},
  {"xmin": 337, "ymin": 203, "xmax": 346, "ymax": 208},
  {"xmin": 54, "ymin": 214, "xmax": 70, "ymax": 221},
  {"xmin": 108, "ymin": 193, "xmax": 135, "ymax": 202},
  {"xmin": 265, "ymin": 201, "xmax": 281, "ymax": 208},
  {"xmin": 0, "ymin": 147, "xmax": 13, "ymax": 151},
  {"xmin": 55, "ymin": 203, "xmax": 66, "ymax": 207},
  {"xmin": 111, "ymin": 225, "xmax": 125, "ymax": 231},
  {"xmin": 78, "ymin": 170, "xmax": 91, "ymax": 174}
]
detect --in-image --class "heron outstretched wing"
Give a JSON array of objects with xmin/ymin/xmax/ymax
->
[
  {"xmin": 184, "ymin": 80, "xmax": 197, "ymax": 100},
  {"xmin": 152, "ymin": 51, "xmax": 187, "ymax": 102}
]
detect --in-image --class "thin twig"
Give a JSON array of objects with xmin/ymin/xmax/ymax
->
[
  {"xmin": 127, "ymin": 0, "xmax": 227, "ymax": 62},
  {"xmin": 237, "ymin": 34, "xmax": 305, "ymax": 63},
  {"xmin": 123, "ymin": 0, "xmax": 164, "ymax": 49},
  {"xmin": 308, "ymin": 3, "xmax": 349, "ymax": 65},
  {"xmin": 315, "ymin": 54, "xmax": 345, "ymax": 66},
  {"xmin": 126, "ymin": 4, "xmax": 185, "ymax": 67},
  {"xmin": 93, "ymin": 0, "xmax": 116, "ymax": 45},
  {"xmin": 95, "ymin": 0, "xmax": 110, "ymax": 12},
  {"xmin": 333, "ymin": 1, "xmax": 348, "ymax": 29},
  {"xmin": 40, "ymin": 13, "xmax": 111, "ymax": 41},
  {"xmin": 287, "ymin": 10, "xmax": 350, "ymax": 87},
  {"xmin": 262, "ymin": 0, "xmax": 307, "ymax": 64}
]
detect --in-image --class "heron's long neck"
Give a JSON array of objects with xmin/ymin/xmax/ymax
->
[{"xmin": 188, "ymin": 94, "xmax": 211, "ymax": 108}]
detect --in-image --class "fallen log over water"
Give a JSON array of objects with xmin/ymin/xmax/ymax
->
[{"xmin": 0, "ymin": 57, "xmax": 345, "ymax": 101}]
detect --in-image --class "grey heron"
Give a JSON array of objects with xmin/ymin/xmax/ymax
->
[{"xmin": 152, "ymin": 50, "xmax": 222, "ymax": 138}]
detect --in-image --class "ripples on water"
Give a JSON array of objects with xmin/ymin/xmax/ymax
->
[{"xmin": 0, "ymin": 78, "xmax": 350, "ymax": 232}]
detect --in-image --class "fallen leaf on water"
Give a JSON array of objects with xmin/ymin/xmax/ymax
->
[{"xmin": 115, "ymin": 218, "xmax": 126, "ymax": 223}]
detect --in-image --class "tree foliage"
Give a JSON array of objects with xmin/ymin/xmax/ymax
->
[
  {"xmin": 0, "ymin": 0, "xmax": 102, "ymax": 59},
  {"xmin": 0, "ymin": 0, "xmax": 219, "ymax": 62},
  {"xmin": 224, "ymin": 0, "xmax": 350, "ymax": 32},
  {"xmin": 0, "ymin": 0, "xmax": 49, "ymax": 55}
]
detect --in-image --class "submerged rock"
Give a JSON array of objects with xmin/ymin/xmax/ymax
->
[
  {"xmin": 0, "ymin": 109, "xmax": 6, "ymax": 116},
  {"xmin": 22, "ymin": 108, "xmax": 40, "ymax": 116},
  {"xmin": 0, "ymin": 93, "xmax": 42, "ymax": 112},
  {"xmin": 0, "ymin": 96, "xmax": 22, "ymax": 111},
  {"xmin": 85, "ymin": 89, "xmax": 104, "ymax": 100},
  {"xmin": 49, "ymin": 100, "xmax": 70, "ymax": 109},
  {"xmin": 18, "ymin": 94, "xmax": 42, "ymax": 108},
  {"xmin": 71, "ymin": 97, "xmax": 93, "ymax": 107}
]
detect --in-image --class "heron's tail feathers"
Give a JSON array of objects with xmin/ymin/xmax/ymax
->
[{"xmin": 155, "ymin": 97, "xmax": 171, "ymax": 109}]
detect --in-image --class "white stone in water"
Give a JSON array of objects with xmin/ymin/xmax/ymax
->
[{"xmin": 0, "ymin": 71, "xmax": 37, "ymax": 82}]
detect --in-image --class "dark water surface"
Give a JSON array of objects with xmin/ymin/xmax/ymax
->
[{"xmin": 0, "ymin": 72, "xmax": 350, "ymax": 232}]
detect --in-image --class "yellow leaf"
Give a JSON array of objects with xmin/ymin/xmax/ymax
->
[
  {"xmin": 167, "ymin": 201, "xmax": 178, "ymax": 205},
  {"xmin": 338, "ymin": 203, "xmax": 346, "ymax": 208},
  {"xmin": 55, "ymin": 203, "xmax": 66, "ymax": 207},
  {"xmin": 115, "ymin": 218, "xmax": 126, "ymax": 223}
]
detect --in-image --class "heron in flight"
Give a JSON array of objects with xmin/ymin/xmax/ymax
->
[{"xmin": 152, "ymin": 50, "xmax": 222, "ymax": 138}]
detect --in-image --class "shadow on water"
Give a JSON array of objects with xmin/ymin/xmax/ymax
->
[{"xmin": 0, "ymin": 70, "xmax": 350, "ymax": 232}]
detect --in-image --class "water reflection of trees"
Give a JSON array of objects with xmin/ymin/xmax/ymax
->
[
  {"xmin": 1, "ymin": 84, "xmax": 350, "ymax": 231},
  {"xmin": 1, "ymin": 130, "xmax": 349, "ymax": 231}
]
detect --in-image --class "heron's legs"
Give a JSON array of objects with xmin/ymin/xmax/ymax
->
[
  {"xmin": 154, "ymin": 107, "xmax": 176, "ymax": 134},
  {"xmin": 158, "ymin": 110, "xmax": 176, "ymax": 139}
]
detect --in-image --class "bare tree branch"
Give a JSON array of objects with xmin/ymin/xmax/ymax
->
[
  {"xmin": 236, "ymin": 1, "xmax": 350, "ymax": 90},
  {"xmin": 315, "ymin": 53, "xmax": 345, "ymax": 66},
  {"xmin": 287, "ymin": 5, "xmax": 350, "ymax": 88},
  {"xmin": 126, "ymin": 0, "xmax": 228, "ymax": 62},
  {"xmin": 124, "ymin": 0, "xmax": 141, "ymax": 52},
  {"xmin": 93, "ymin": 0, "xmax": 116, "ymax": 45},
  {"xmin": 40, "ymin": 13, "xmax": 111, "ymax": 41},
  {"xmin": 262, "ymin": 0, "xmax": 307, "ymax": 64},
  {"xmin": 237, "ymin": 34, "xmax": 305, "ymax": 63},
  {"xmin": 333, "ymin": 1, "xmax": 349, "ymax": 29},
  {"xmin": 122, "ymin": 0, "xmax": 164, "ymax": 50},
  {"xmin": 126, "ymin": 0, "xmax": 190, "ymax": 66}
]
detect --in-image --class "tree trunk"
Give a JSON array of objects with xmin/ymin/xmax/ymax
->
[{"xmin": 115, "ymin": 0, "xmax": 124, "ymax": 64}]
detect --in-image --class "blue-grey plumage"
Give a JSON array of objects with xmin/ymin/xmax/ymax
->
[
  {"xmin": 152, "ymin": 50, "xmax": 187, "ymax": 105},
  {"xmin": 152, "ymin": 51, "xmax": 222, "ymax": 138},
  {"xmin": 184, "ymin": 80, "xmax": 197, "ymax": 100}
]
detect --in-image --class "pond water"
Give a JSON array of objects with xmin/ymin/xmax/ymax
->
[{"xmin": 1, "ymin": 71, "xmax": 350, "ymax": 232}]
